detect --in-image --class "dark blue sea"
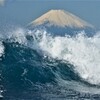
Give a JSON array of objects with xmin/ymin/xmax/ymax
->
[{"xmin": 0, "ymin": 27, "xmax": 100, "ymax": 100}]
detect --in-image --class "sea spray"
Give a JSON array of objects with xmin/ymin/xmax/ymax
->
[
  {"xmin": 0, "ymin": 41, "xmax": 4, "ymax": 59},
  {"xmin": 1, "ymin": 28, "xmax": 100, "ymax": 85},
  {"xmin": 34, "ymin": 30, "xmax": 100, "ymax": 85}
]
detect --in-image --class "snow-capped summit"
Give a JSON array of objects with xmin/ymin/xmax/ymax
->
[{"xmin": 28, "ymin": 10, "xmax": 93, "ymax": 28}]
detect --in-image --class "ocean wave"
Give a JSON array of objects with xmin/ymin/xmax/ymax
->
[
  {"xmin": 1, "ymin": 27, "xmax": 100, "ymax": 94},
  {"xmin": 33, "ymin": 30, "xmax": 100, "ymax": 85},
  {"xmin": 1, "ymin": 41, "xmax": 80, "ymax": 90}
]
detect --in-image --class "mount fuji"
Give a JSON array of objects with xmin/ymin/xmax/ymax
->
[{"xmin": 28, "ymin": 10, "xmax": 95, "ymax": 36}]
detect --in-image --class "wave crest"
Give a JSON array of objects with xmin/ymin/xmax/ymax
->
[
  {"xmin": 1, "ymin": 28, "xmax": 100, "ymax": 85},
  {"xmin": 36, "ymin": 30, "xmax": 100, "ymax": 85}
]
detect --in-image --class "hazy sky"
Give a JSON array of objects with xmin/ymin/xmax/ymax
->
[{"xmin": 0, "ymin": 0, "xmax": 100, "ymax": 28}]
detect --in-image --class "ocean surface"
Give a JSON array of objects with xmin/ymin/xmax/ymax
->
[{"xmin": 0, "ymin": 27, "xmax": 100, "ymax": 100}]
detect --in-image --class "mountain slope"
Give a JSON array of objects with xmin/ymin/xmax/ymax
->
[
  {"xmin": 29, "ymin": 10, "xmax": 93, "ymax": 28},
  {"xmin": 28, "ymin": 10, "xmax": 94, "ymax": 36}
]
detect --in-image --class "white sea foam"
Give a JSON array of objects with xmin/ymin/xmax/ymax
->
[
  {"xmin": 2, "ymin": 27, "xmax": 100, "ymax": 85},
  {"xmin": 32, "ymin": 30, "xmax": 100, "ymax": 85},
  {"xmin": 0, "ymin": 41, "xmax": 4, "ymax": 59}
]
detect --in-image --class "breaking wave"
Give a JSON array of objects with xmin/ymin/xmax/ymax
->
[
  {"xmin": 37, "ymin": 30, "xmax": 100, "ymax": 85},
  {"xmin": 1, "ymin": 27, "xmax": 100, "ymax": 99},
  {"xmin": 4, "ymin": 28, "xmax": 100, "ymax": 85}
]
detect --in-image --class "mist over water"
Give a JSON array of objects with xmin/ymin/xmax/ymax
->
[{"xmin": 1, "ymin": 27, "xmax": 100, "ymax": 99}]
